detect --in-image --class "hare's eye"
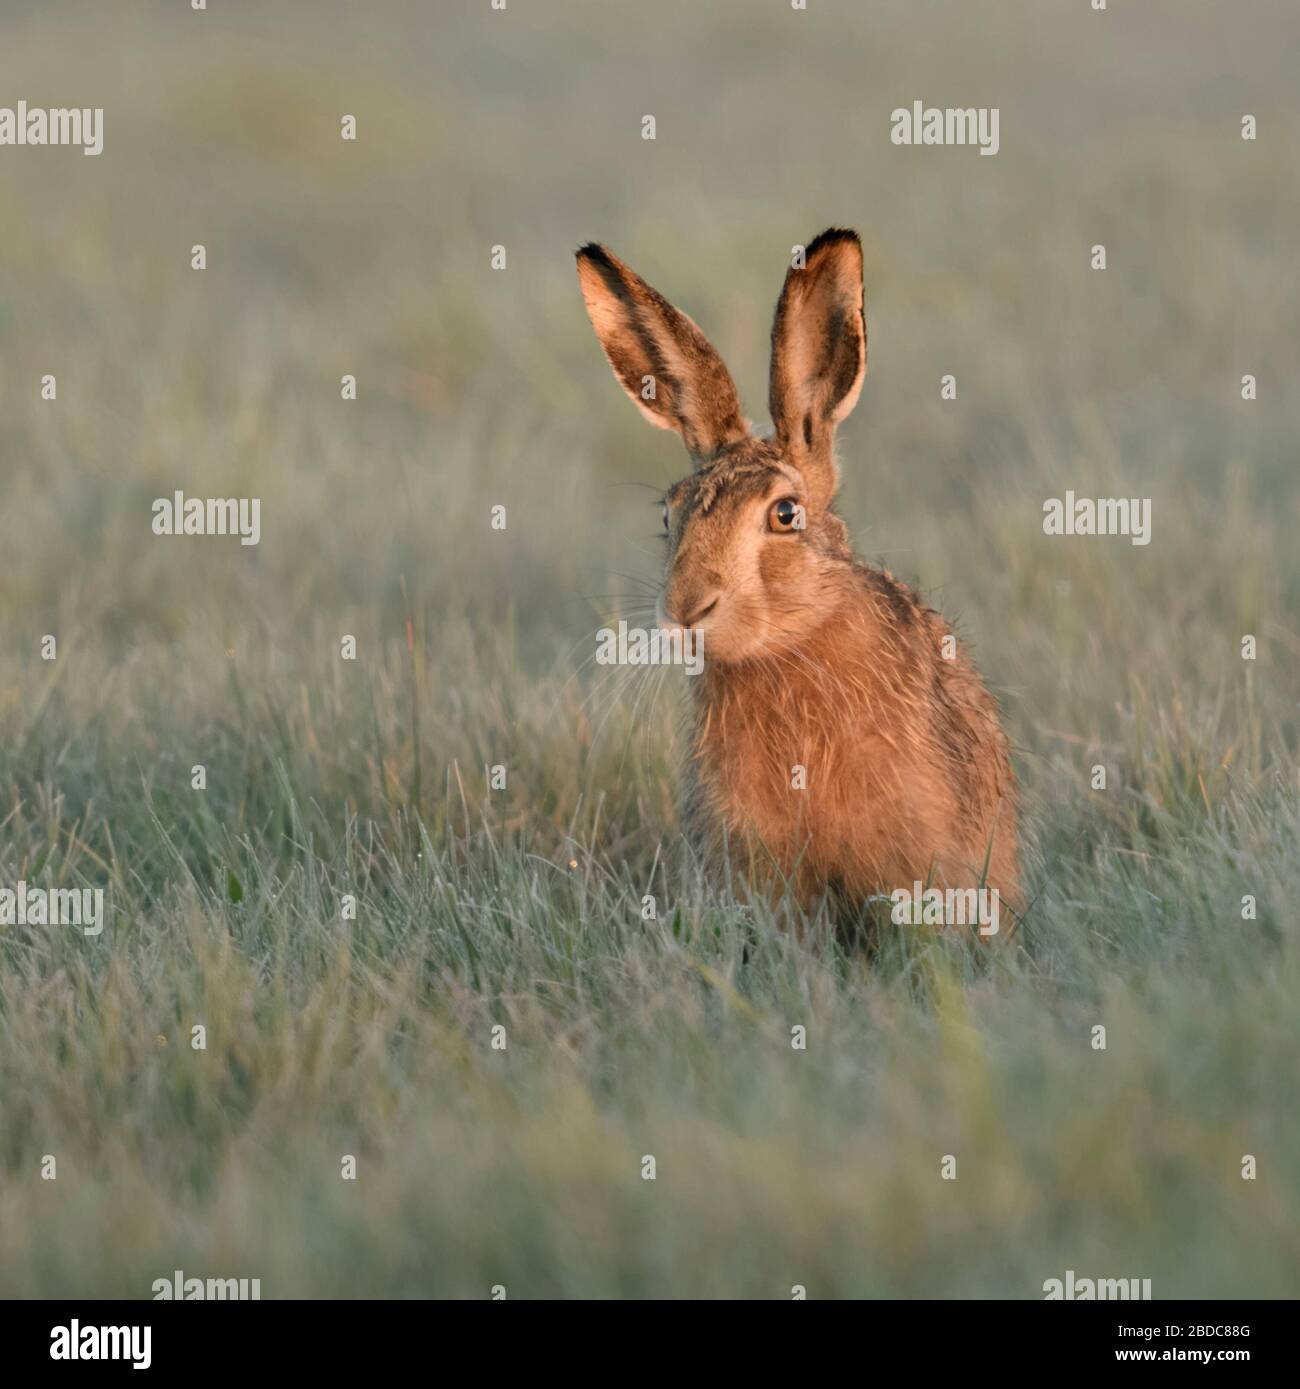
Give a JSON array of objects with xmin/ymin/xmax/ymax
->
[{"xmin": 769, "ymin": 497, "xmax": 803, "ymax": 533}]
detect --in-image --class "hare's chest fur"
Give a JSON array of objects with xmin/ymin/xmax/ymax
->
[
  {"xmin": 688, "ymin": 656, "xmax": 945, "ymax": 895},
  {"xmin": 685, "ymin": 604, "xmax": 1019, "ymax": 905}
]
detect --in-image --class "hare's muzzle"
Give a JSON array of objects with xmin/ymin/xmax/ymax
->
[{"xmin": 659, "ymin": 589, "xmax": 719, "ymax": 630}]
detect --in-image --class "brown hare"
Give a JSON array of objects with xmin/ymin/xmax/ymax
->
[{"xmin": 576, "ymin": 229, "xmax": 1021, "ymax": 933}]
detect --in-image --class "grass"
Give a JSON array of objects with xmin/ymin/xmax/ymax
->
[{"xmin": 0, "ymin": 0, "xmax": 1298, "ymax": 1297}]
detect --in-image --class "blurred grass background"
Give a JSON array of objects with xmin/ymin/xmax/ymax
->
[{"xmin": 0, "ymin": 0, "xmax": 1297, "ymax": 1296}]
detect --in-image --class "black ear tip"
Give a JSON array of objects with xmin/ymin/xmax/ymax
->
[
  {"xmin": 576, "ymin": 242, "xmax": 612, "ymax": 266},
  {"xmin": 804, "ymin": 227, "xmax": 861, "ymax": 256}
]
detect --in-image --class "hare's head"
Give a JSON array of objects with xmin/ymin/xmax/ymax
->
[{"xmin": 576, "ymin": 230, "xmax": 866, "ymax": 664}]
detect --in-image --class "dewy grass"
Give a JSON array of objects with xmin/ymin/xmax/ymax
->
[{"xmin": 0, "ymin": 620, "xmax": 1296, "ymax": 1296}]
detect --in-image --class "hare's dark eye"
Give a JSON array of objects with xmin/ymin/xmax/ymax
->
[{"xmin": 769, "ymin": 497, "xmax": 803, "ymax": 533}]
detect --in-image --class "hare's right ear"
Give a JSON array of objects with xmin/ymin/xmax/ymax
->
[{"xmin": 575, "ymin": 243, "xmax": 749, "ymax": 464}]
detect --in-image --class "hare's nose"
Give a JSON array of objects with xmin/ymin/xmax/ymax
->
[{"xmin": 678, "ymin": 593, "xmax": 719, "ymax": 627}]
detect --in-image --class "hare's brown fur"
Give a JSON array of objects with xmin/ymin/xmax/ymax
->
[{"xmin": 577, "ymin": 230, "xmax": 1020, "ymax": 926}]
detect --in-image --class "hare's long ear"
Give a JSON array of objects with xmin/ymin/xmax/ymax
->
[
  {"xmin": 769, "ymin": 229, "xmax": 866, "ymax": 509},
  {"xmin": 576, "ymin": 243, "xmax": 749, "ymax": 464}
]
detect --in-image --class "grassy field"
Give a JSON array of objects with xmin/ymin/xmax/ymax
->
[{"xmin": 1, "ymin": 0, "xmax": 1298, "ymax": 1297}]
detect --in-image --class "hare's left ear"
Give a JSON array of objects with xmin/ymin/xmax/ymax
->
[{"xmin": 769, "ymin": 229, "xmax": 866, "ymax": 509}]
